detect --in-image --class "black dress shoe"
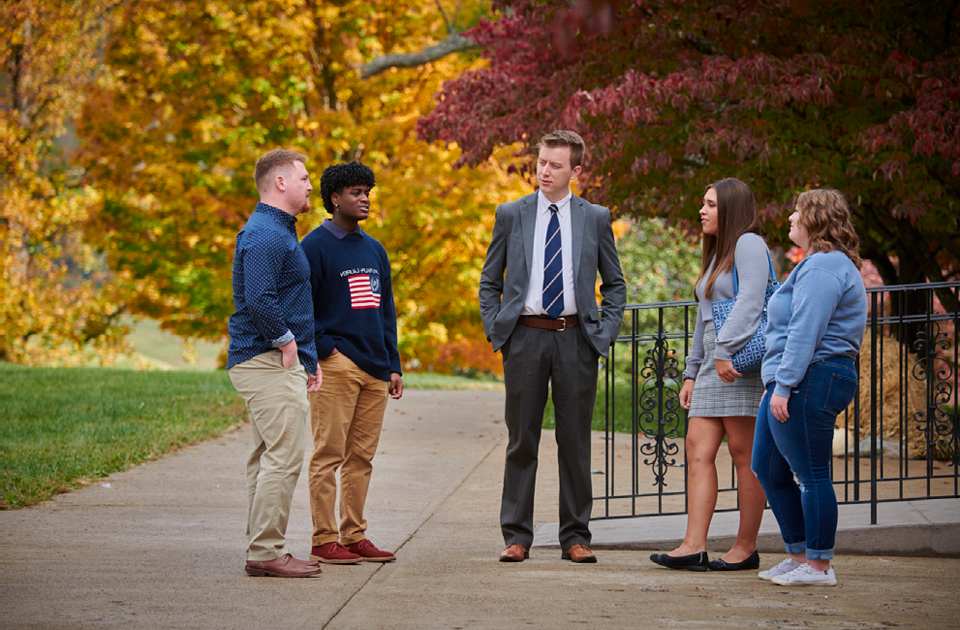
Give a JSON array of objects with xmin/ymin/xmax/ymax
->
[
  {"xmin": 649, "ymin": 551, "xmax": 709, "ymax": 572},
  {"xmin": 708, "ymin": 550, "xmax": 760, "ymax": 571}
]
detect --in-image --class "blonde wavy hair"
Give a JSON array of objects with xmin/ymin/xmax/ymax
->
[{"xmin": 796, "ymin": 188, "xmax": 862, "ymax": 269}]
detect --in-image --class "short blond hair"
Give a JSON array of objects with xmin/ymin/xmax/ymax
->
[
  {"xmin": 797, "ymin": 188, "xmax": 862, "ymax": 269},
  {"xmin": 254, "ymin": 149, "xmax": 307, "ymax": 192}
]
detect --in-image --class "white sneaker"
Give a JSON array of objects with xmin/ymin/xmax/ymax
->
[
  {"xmin": 771, "ymin": 563, "xmax": 837, "ymax": 586},
  {"xmin": 758, "ymin": 557, "xmax": 803, "ymax": 581}
]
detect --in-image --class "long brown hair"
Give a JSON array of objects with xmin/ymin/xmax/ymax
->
[
  {"xmin": 796, "ymin": 189, "xmax": 862, "ymax": 269},
  {"xmin": 696, "ymin": 177, "xmax": 763, "ymax": 298}
]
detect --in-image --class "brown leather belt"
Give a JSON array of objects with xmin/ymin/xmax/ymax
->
[{"xmin": 516, "ymin": 315, "xmax": 580, "ymax": 331}]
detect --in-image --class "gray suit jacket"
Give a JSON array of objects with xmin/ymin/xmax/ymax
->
[{"xmin": 478, "ymin": 192, "xmax": 627, "ymax": 357}]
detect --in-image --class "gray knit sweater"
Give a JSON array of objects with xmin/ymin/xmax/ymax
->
[{"xmin": 682, "ymin": 232, "xmax": 773, "ymax": 380}]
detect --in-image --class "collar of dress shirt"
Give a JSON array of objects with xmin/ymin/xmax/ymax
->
[
  {"xmin": 255, "ymin": 201, "xmax": 298, "ymax": 226},
  {"xmin": 537, "ymin": 189, "xmax": 573, "ymax": 217},
  {"xmin": 321, "ymin": 217, "xmax": 365, "ymax": 240}
]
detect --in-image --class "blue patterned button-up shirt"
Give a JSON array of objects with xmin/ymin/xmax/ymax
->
[{"xmin": 226, "ymin": 202, "xmax": 318, "ymax": 375}]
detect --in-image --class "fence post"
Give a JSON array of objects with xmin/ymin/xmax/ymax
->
[{"xmin": 870, "ymin": 291, "xmax": 879, "ymax": 525}]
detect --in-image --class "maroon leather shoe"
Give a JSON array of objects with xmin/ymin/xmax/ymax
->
[
  {"xmin": 245, "ymin": 554, "xmax": 323, "ymax": 577},
  {"xmin": 310, "ymin": 542, "xmax": 362, "ymax": 564},
  {"xmin": 562, "ymin": 544, "xmax": 597, "ymax": 563},
  {"xmin": 346, "ymin": 539, "xmax": 396, "ymax": 562},
  {"xmin": 499, "ymin": 544, "xmax": 529, "ymax": 562}
]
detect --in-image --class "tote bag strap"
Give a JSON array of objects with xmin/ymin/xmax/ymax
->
[{"xmin": 731, "ymin": 248, "xmax": 777, "ymax": 296}]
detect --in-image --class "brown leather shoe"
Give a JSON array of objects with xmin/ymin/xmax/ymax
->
[
  {"xmin": 562, "ymin": 544, "xmax": 597, "ymax": 563},
  {"xmin": 245, "ymin": 554, "xmax": 323, "ymax": 577},
  {"xmin": 499, "ymin": 544, "xmax": 529, "ymax": 562}
]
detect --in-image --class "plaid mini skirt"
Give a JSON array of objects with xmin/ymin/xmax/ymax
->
[{"xmin": 688, "ymin": 321, "xmax": 765, "ymax": 418}]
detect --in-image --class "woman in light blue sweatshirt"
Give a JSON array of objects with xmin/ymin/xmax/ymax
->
[{"xmin": 752, "ymin": 189, "xmax": 867, "ymax": 587}]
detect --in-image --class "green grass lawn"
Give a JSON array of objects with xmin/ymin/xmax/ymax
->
[
  {"xmin": 402, "ymin": 372, "xmax": 504, "ymax": 391},
  {"xmin": 10, "ymin": 336, "xmax": 693, "ymax": 510},
  {"xmin": 0, "ymin": 363, "xmax": 246, "ymax": 509},
  {"xmin": 0, "ymin": 361, "xmax": 504, "ymax": 510}
]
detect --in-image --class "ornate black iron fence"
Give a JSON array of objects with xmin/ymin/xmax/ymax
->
[{"xmin": 594, "ymin": 281, "xmax": 960, "ymax": 524}]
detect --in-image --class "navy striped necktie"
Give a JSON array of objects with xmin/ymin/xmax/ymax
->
[{"xmin": 542, "ymin": 203, "xmax": 564, "ymax": 319}]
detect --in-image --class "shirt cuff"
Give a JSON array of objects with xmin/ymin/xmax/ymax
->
[{"xmin": 271, "ymin": 330, "xmax": 294, "ymax": 348}]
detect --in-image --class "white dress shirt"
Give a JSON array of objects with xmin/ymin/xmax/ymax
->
[{"xmin": 522, "ymin": 190, "xmax": 578, "ymax": 317}]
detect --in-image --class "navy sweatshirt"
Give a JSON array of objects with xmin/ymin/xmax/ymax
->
[{"xmin": 300, "ymin": 219, "xmax": 401, "ymax": 381}]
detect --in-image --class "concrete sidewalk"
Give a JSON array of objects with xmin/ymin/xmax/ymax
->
[
  {"xmin": 535, "ymin": 498, "xmax": 960, "ymax": 557},
  {"xmin": 2, "ymin": 390, "xmax": 958, "ymax": 629}
]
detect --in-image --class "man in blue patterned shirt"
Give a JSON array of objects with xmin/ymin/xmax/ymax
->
[{"xmin": 227, "ymin": 149, "xmax": 323, "ymax": 578}]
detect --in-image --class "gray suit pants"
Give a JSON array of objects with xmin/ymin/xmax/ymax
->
[{"xmin": 500, "ymin": 324, "xmax": 600, "ymax": 550}]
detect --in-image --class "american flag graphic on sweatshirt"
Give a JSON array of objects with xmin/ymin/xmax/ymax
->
[{"xmin": 348, "ymin": 274, "xmax": 381, "ymax": 309}]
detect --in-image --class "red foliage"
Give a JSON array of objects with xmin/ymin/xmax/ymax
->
[{"xmin": 419, "ymin": 0, "xmax": 959, "ymax": 294}]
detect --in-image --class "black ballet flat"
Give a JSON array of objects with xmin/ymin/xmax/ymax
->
[
  {"xmin": 649, "ymin": 551, "xmax": 709, "ymax": 572},
  {"xmin": 707, "ymin": 550, "xmax": 760, "ymax": 571}
]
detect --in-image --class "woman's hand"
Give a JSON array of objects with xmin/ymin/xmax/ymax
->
[
  {"xmin": 770, "ymin": 393, "xmax": 790, "ymax": 422},
  {"xmin": 679, "ymin": 379, "xmax": 695, "ymax": 410},
  {"xmin": 715, "ymin": 359, "xmax": 741, "ymax": 383}
]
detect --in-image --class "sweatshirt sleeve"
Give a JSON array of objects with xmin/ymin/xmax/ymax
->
[
  {"xmin": 714, "ymin": 234, "xmax": 771, "ymax": 361},
  {"xmin": 772, "ymin": 264, "xmax": 845, "ymax": 397},
  {"xmin": 301, "ymin": 231, "xmax": 337, "ymax": 359},
  {"xmin": 380, "ymin": 248, "xmax": 403, "ymax": 375}
]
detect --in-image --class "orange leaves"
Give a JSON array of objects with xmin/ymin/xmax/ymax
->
[{"xmin": 3, "ymin": 0, "xmax": 521, "ymax": 371}]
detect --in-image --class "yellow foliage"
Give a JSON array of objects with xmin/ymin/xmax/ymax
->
[
  {"xmin": 4, "ymin": 0, "xmax": 529, "ymax": 371},
  {"xmin": 68, "ymin": 0, "xmax": 529, "ymax": 372},
  {"xmin": 611, "ymin": 219, "xmax": 631, "ymax": 240},
  {"xmin": 2, "ymin": 1, "xmax": 133, "ymax": 364}
]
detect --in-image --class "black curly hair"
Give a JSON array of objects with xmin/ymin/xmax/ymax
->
[{"xmin": 320, "ymin": 161, "xmax": 376, "ymax": 215}]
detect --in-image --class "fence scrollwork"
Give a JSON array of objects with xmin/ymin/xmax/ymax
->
[
  {"xmin": 912, "ymin": 322, "xmax": 959, "ymax": 467},
  {"xmin": 638, "ymin": 331, "xmax": 684, "ymax": 487}
]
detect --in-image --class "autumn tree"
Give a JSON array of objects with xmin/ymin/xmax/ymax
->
[
  {"xmin": 419, "ymin": 0, "xmax": 960, "ymax": 312},
  {"xmin": 71, "ymin": 0, "xmax": 526, "ymax": 372},
  {"xmin": 1, "ymin": 0, "xmax": 134, "ymax": 365}
]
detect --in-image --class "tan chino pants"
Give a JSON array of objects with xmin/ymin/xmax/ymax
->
[
  {"xmin": 308, "ymin": 352, "xmax": 389, "ymax": 546},
  {"xmin": 228, "ymin": 351, "xmax": 309, "ymax": 561}
]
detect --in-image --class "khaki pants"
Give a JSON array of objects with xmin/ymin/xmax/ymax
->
[
  {"xmin": 308, "ymin": 352, "xmax": 389, "ymax": 546},
  {"xmin": 228, "ymin": 351, "xmax": 309, "ymax": 561}
]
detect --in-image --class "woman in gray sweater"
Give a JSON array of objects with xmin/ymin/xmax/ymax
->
[{"xmin": 650, "ymin": 178, "xmax": 773, "ymax": 572}]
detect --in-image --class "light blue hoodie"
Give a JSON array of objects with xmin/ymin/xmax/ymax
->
[{"xmin": 762, "ymin": 251, "xmax": 867, "ymax": 397}]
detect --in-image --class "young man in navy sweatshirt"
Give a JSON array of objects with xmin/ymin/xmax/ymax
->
[{"xmin": 300, "ymin": 162, "xmax": 403, "ymax": 564}]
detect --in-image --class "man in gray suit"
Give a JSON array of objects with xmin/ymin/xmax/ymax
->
[{"xmin": 479, "ymin": 130, "xmax": 626, "ymax": 564}]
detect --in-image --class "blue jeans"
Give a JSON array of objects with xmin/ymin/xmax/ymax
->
[{"xmin": 751, "ymin": 358, "xmax": 858, "ymax": 560}]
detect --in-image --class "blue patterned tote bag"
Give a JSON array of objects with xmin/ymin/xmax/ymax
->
[{"xmin": 710, "ymin": 251, "xmax": 780, "ymax": 373}]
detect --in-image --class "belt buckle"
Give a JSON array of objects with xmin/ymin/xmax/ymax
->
[{"xmin": 555, "ymin": 317, "xmax": 566, "ymax": 331}]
